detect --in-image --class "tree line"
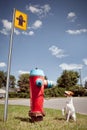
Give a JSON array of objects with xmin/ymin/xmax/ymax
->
[{"xmin": 0, "ymin": 70, "xmax": 87, "ymax": 97}]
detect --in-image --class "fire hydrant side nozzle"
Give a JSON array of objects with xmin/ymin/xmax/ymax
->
[
  {"xmin": 36, "ymin": 78, "xmax": 43, "ymax": 87},
  {"xmin": 44, "ymin": 80, "xmax": 54, "ymax": 88},
  {"xmin": 47, "ymin": 80, "xmax": 54, "ymax": 88}
]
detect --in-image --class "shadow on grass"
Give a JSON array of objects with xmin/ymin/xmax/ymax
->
[
  {"xmin": 0, "ymin": 119, "xmax": 3, "ymax": 122},
  {"xmin": 54, "ymin": 117, "xmax": 76, "ymax": 123},
  {"xmin": 54, "ymin": 117, "xmax": 66, "ymax": 121},
  {"xmin": 15, "ymin": 117, "xmax": 33, "ymax": 123}
]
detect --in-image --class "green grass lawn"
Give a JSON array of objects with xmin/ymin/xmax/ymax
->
[{"xmin": 0, "ymin": 104, "xmax": 87, "ymax": 130}]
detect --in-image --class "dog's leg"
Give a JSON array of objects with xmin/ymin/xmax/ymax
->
[
  {"xmin": 72, "ymin": 113, "xmax": 76, "ymax": 121},
  {"xmin": 66, "ymin": 111, "xmax": 71, "ymax": 122},
  {"xmin": 62, "ymin": 108, "xmax": 65, "ymax": 116}
]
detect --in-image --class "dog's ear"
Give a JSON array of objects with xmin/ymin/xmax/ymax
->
[
  {"xmin": 64, "ymin": 91, "xmax": 74, "ymax": 96},
  {"xmin": 69, "ymin": 91, "xmax": 74, "ymax": 96}
]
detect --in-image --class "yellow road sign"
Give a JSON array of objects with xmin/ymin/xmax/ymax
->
[{"xmin": 14, "ymin": 10, "xmax": 28, "ymax": 30}]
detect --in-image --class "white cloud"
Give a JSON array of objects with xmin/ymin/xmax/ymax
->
[
  {"xmin": 49, "ymin": 45, "xmax": 67, "ymax": 58},
  {"xmin": 59, "ymin": 63, "xmax": 83, "ymax": 70},
  {"xmin": 26, "ymin": 4, "xmax": 51, "ymax": 18},
  {"xmin": 27, "ymin": 5, "xmax": 40, "ymax": 14},
  {"xmin": 18, "ymin": 70, "xmax": 30, "ymax": 75},
  {"xmin": 0, "ymin": 19, "xmax": 42, "ymax": 36},
  {"xmin": 66, "ymin": 29, "xmax": 87, "ymax": 35},
  {"xmin": 0, "ymin": 19, "xmax": 20, "ymax": 35},
  {"xmin": 83, "ymin": 58, "xmax": 87, "ymax": 65},
  {"xmin": 0, "ymin": 62, "xmax": 6, "ymax": 67},
  {"xmin": 29, "ymin": 31, "xmax": 34, "ymax": 35},
  {"xmin": 0, "ymin": 19, "xmax": 40, "ymax": 36},
  {"xmin": 42, "ymin": 4, "xmax": 51, "ymax": 14},
  {"xmin": 22, "ymin": 31, "xmax": 34, "ymax": 36},
  {"xmin": 14, "ymin": 28, "xmax": 20, "ymax": 35},
  {"xmin": 0, "ymin": 19, "xmax": 11, "ymax": 35},
  {"xmin": 67, "ymin": 12, "xmax": 76, "ymax": 19},
  {"xmin": 67, "ymin": 12, "xmax": 76, "ymax": 22},
  {"xmin": 0, "ymin": 28, "xmax": 9, "ymax": 35},
  {"xmin": 32, "ymin": 20, "xmax": 42, "ymax": 29},
  {"xmin": 2, "ymin": 19, "xmax": 11, "ymax": 30}
]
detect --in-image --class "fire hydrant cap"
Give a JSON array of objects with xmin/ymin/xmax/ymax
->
[{"xmin": 30, "ymin": 69, "xmax": 45, "ymax": 76}]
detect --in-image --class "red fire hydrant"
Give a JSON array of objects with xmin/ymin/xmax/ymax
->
[{"xmin": 29, "ymin": 68, "xmax": 53, "ymax": 121}]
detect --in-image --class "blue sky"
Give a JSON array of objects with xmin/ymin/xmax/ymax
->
[{"xmin": 0, "ymin": 0, "xmax": 87, "ymax": 85}]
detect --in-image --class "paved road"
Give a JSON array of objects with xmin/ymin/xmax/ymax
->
[{"xmin": 0, "ymin": 97, "xmax": 87, "ymax": 115}]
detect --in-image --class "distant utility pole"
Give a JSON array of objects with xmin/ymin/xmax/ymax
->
[{"xmin": 79, "ymin": 69, "xmax": 82, "ymax": 87}]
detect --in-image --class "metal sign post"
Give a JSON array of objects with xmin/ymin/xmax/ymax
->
[
  {"xmin": 4, "ymin": 8, "xmax": 27, "ymax": 121},
  {"xmin": 4, "ymin": 8, "xmax": 15, "ymax": 121}
]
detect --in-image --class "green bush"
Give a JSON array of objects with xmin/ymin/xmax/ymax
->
[
  {"xmin": 68, "ymin": 85, "xmax": 86, "ymax": 96},
  {"xmin": 17, "ymin": 92, "xmax": 29, "ymax": 98},
  {"xmin": 9, "ymin": 92, "xmax": 18, "ymax": 98},
  {"xmin": 44, "ymin": 85, "xmax": 87, "ymax": 97},
  {"xmin": 44, "ymin": 86, "xmax": 65, "ymax": 97},
  {"xmin": 8, "ymin": 92, "xmax": 30, "ymax": 98},
  {"xmin": 84, "ymin": 90, "xmax": 87, "ymax": 96},
  {"xmin": 8, "ymin": 86, "xmax": 87, "ymax": 98}
]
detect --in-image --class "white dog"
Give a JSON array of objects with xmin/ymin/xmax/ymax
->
[{"xmin": 62, "ymin": 91, "xmax": 76, "ymax": 122}]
